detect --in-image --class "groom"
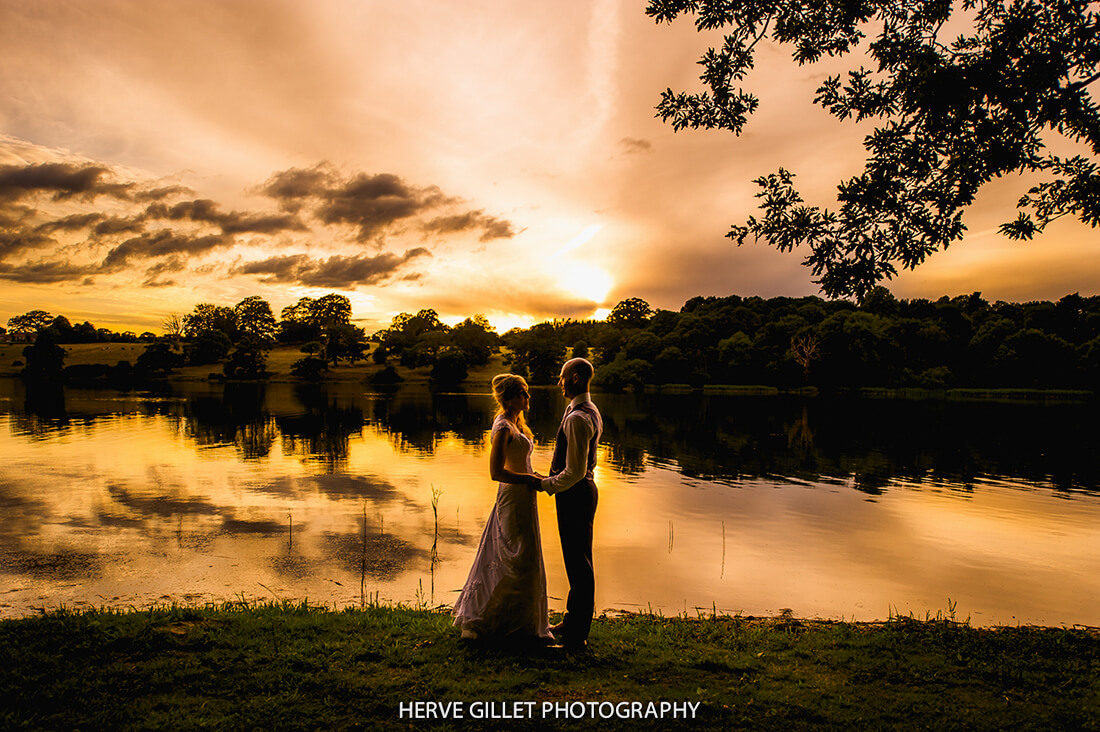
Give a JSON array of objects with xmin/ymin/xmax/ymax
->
[{"xmin": 539, "ymin": 357, "xmax": 603, "ymax": 650}]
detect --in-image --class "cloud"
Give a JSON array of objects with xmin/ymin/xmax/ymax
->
[
  {"xmin": 93, "ymin": 215, "xmax": 147, "ymax": 237},
  {"xmin": 236, "ymin": 248, "xmax": 431, "ymax": 288},
  {"xmin": 144, "ymin": 198, "xmax": 307, "ymax": 235},
  {"xmin": 620, "ymin": 137, "xmax": 653, "ymax": 154},
  {"xmin": 101, "ymin": 229, "xmax": 232, "ymax": 270},
  {"xmin": 133, "ymin": 184, "xmax": 193, "ymax": 202},
  {"xmin": 34, "ymin": 212, "xmax": 104, "ymax": 234},
  {"xmin": 0, "ymin": 158, "xmax": 511, "ymax": 289},
  {"xmin": 0, "ymin": 228, "xmax": 56, "ymax": 259},
  {"xmin": 315, "ymin": 173, "xmax": 450, "ymax": 242},
  {"xmin": 0, "ymin": 259, "xmax": 100, "ymax": 284},
  {"xmin": 0, "ymin": 163, "xmax": 133, "ymax": 202},
  {"xmin": 422, "ymin": 209, "xmax": 516, "ymax": 241},
  {"xmin": 258, "ymin": 164, "xmax": 338, "ymax": 211},
  {"xmin": 261, "ymin": 165, "xmax": 516, "ymax": 243}
]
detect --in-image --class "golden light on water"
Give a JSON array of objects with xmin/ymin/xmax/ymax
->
[{"xmin": 4, "ymin": 385, "xmax": 1100, "ymax": 627}]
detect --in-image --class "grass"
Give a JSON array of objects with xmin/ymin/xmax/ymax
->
[
  {"xmin": 0, "ymin": 602, "xmax": 1096, "ymax": 730},
  {"xmin": 0, "ymin": 343, "xmax": 509, "ymax": 385}
]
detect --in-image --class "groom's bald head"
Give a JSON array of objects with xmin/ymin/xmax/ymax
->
[{"xmin": 559, "ymin": 357, "xmax": 594, "ymax": 397}]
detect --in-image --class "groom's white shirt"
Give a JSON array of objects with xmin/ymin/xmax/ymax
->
[{"xmin": 540, "ymin": 392, "xmax": 597, "ymax": 495}]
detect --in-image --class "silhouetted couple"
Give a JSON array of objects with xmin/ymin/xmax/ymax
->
[{"xmin": 452, "ymin": 358, "xmax": 602, "ymax": 650}]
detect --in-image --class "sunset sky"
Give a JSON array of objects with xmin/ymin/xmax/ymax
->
[{"xmin": 2, "ymin": 0, "xmax": 1098, "ymax": 334}]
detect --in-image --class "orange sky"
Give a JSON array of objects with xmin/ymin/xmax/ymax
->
[{"xmin": 1, "ymin": 0, "xmax": 1098, "ymax": 334}]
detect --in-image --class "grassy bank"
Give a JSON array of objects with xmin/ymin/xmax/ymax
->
[
  {"xmin": 0, "ymin": 603, "xmax": 1096, "ymax": 730},
  {"xmin": 0, "ymin": 343, "xmax": 508, "ymax": 385}
]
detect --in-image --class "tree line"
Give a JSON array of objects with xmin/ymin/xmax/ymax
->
[
  {"xmin": 8, "ymin": 288, "xmax": 1100, "ymax": 390},
  {"xmin": 501, "ymin": 290, "xmax": 1100, "ymax": 391}
]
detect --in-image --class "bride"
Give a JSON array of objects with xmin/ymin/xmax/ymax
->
[{"xmin": 452, "ymin": 374, "xmax": 552, "ymax": 644}]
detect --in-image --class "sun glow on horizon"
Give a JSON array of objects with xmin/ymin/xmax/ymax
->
[{"xmin": 560, "ymin": 263, "xmax": 613, "ymax": 307}]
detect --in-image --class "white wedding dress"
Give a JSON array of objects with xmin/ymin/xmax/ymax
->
[{"xmin": 452, "ymin": 415, "xmax": 551, "ymax": 641}]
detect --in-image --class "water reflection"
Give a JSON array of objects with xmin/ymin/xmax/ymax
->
[{"xmin": 1, "ymin": 378, "xmax": 1098, "ymax": 626}]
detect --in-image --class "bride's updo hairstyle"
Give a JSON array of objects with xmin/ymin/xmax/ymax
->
[{"xmin": 492, "ymin": 373, "xmax": 533, "ymax": 438}]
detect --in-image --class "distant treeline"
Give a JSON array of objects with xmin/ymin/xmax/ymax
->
[
  {"xmin": 7, "ymin": 288, "xmax": 1100, "ymax": 390},
  {"xmin": 500, "ymin": 290, "xmax": 1100, "ymax": 391}
]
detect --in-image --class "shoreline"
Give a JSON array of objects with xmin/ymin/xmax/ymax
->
[
  {"xmin": 1, "ymin": 601, "xmax": 1097, "ymax": 729},
  {"xmin": 1, "ymin": 342, "xmax": 1095, "ymax": 401}
]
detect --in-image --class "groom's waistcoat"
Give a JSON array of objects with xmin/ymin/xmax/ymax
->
[{"xmin": 549, "ymin": 401, "xmax": 601, "ymax": 479}]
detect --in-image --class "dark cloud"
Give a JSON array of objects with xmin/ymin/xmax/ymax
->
[
  {"xmin": 236, "ymin": 248, "xmax": 431, "ymax": 288},
  {"xmin": 261, "ymin": 165, "xmax": 514, "ymax": 243},
  {"xmin": 235, "ymin": 253, "xmax": 310, "ymax": 278},
  {"xmin": 423, "ymin": 209, "xmax": 516, "ymax": 241},
  {"xmin": 165, "ymin": 199, "xmax": 223, "ymax": 223},
  {"xmin": 132, "ymin": 184, "xmax": 193, "ymax": 202},
  {"xmin": 93, "ymin": 215, "xmax": 147, "ymax": 237},
  {"xmin": 620, "ymin": 137, "xmax": 654, "ymax": 154},
  {"xmin": 221, "ymin": 212, "xmax": 306, "ymax": 235},
  {"xmin": 0, "ymin": 163, "xmax": 133, "ymax": 202},
  {"xmin": 0, "ymin": 229, "xmax": 56, "ymax": 259},
  {"xmin": 34, "ymin": 212, "xmax": 104, "ymax": 234},
  {"xmin": 144, "ymin": 198, "xmax": 306, "ymax": 235},
  {"xmin": 316, "ymin": 173, "xmax": 450, "ymax": 242},
  {"xmin": 102, "ymin": 229, "xmax": 232, "ymax": 269},
  {"xmin": 142, "ymin": 256, "xmax": 188, "ymax": 286},
  {"xmin": 259, "ymin": 164, "xmax": 338, "ymax": 211},
  {"xmin": 0, "ymin": 160, "xmax": 512, "ymax": 286},
  {"xmin": 0, "ymin": 259, "xmax": 100, "ymax": 283}
]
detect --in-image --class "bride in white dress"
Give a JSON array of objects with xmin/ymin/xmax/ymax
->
[{"xmin": 452, "ymin": 374, "xmax": 552, "ymax": 643}]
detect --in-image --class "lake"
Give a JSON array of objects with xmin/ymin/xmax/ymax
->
[{"xmin": 2, "ymin": 378, "xmax": 1099, "ymax": 628}]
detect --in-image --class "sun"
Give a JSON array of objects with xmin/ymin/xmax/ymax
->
[{"xmin": 561, "ymin": 263, "xmax": 613, "ymax": 306}]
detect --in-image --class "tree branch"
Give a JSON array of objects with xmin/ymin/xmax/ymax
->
[
  {"xmin": 745, "ymin": 15, "xmax": 771, "ymax": 55},
  {"xmin": 1070, "ymin": 70, "xmax": 1100, "ymax": 91}
]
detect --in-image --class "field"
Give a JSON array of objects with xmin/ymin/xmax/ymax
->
[
  {"xmin": 0, "ymin": 342, "xmax": 510, "ymax": 385},
  {"xmin": 0, "ymin": 603, "xmax": 1096, "ymax": 730}
]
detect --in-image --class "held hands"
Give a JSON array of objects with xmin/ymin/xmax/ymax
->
[{"xmin": 528, "ymin": 472, "xmax": 545, "ymax": 490}]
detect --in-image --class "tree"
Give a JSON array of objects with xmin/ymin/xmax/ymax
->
[
  {"xmin": 278, "ymin": 293, "xmax": 353, "ymax": 351},
  {"xmin": 20, "ymin": 327, "xmax": 66, "ymax": 382},
  {"xmin": 607, "ymin": 297, "xmax": 654, "ymax": 329},
  {"xmin": 48, "ymin": 316, "xmax": 75, "ymax": 342},
  {"xmin": 789, "ymin": 334, "xmax": 821, "ymax": 383},
  {"xmin": 325, "ymin": 323, "xmax": 369, "ymax": 365},
  {"xmin": 502, "ymin": 323, "xmax": 566, "ymax": 384},
  {"xmin": 135, "ymin": 340, "xmax": 183, "ymax": 376},
  {"xmin": 430, "ymin": 347, "xmax": 470, "ymax": 383},
  {"xmin": 7, "ymin": 310, "xmax": 52, "ymax": 336},
  {"xmin": 311, "ymin": 294, "xmax": 353, "ymax": 330},
  {"xmin": 451, "ymin": 314, "xmax": 499, "ymax": 365},
  {"xmin": 376, "ymin": 309, "xmax": 449, "ymax": 358},
  {"xmin": 182, "ymin": 303, "xmax": 236, "ymax": 340},
  {"xmin": 649, "ymin": 0, "xmax": 1100, "ymax": 300},
  {"xmin": 291, "ymin": 356, "xmax": 328, "ymax": 380},
  {"xmin": 162, "ymin": 313, "xmax": 184, "ymax": 340},
  {"xmin": 223, "ymin": 343, "xmax": 270, "ymax": 380},
  {"xmin": 234, "ymin": 296, "xmax": 277, "ymax": 343},
  {"xmin": 184, "ymin": 329, "xmax": 233, "ymax": 365}
]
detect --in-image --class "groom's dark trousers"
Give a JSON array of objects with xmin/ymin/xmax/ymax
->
[
  {"xmin": 554, "ymin": 478, "xmax": 597, "ymax": 642},
  {"xmin": 549, "ymin": 400, "xmax": 601, "ymax": 642}
]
